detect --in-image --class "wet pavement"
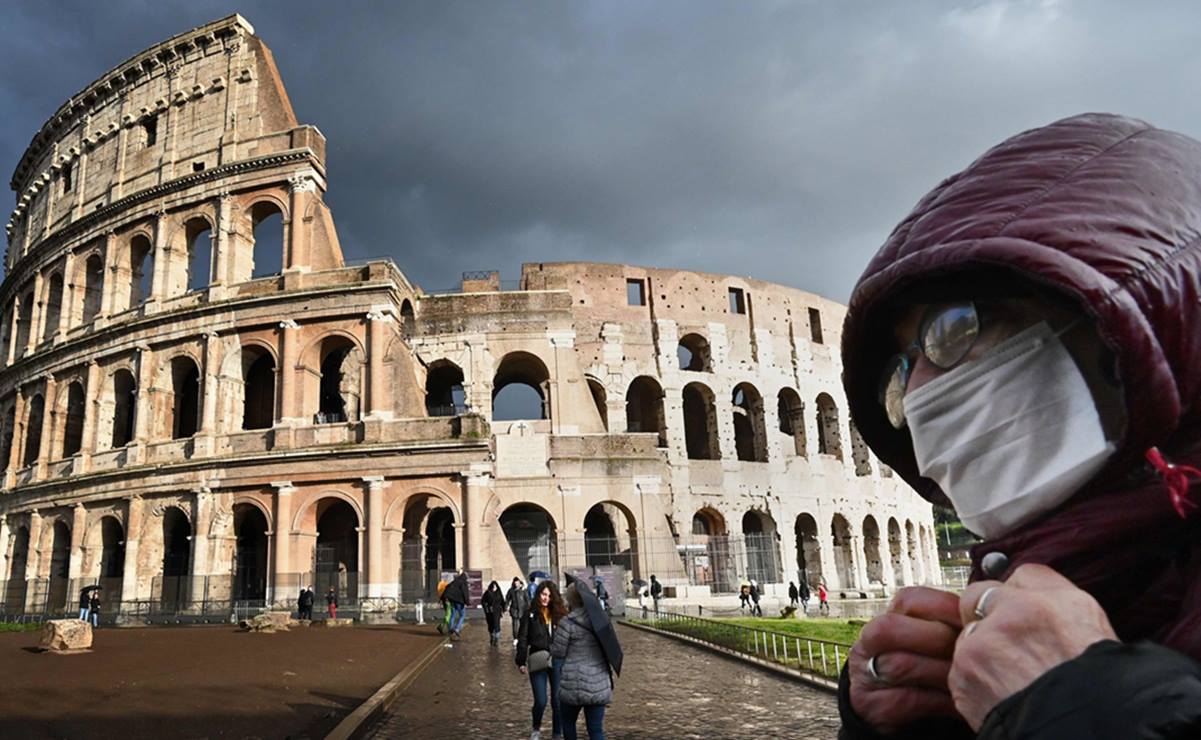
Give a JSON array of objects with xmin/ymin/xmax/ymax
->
[{"xmin": 369, "ymin": 619, "xmax": 840, "ymax": 739}]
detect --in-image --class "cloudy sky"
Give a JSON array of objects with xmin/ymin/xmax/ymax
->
[{"xmin": 4, "ymin": 1, "xmax": 1201, "ymax": 302}]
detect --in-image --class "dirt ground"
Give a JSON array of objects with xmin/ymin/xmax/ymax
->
[{"xmin": 0, "ymin": 623, "xmax": 442, "ymax": 739}]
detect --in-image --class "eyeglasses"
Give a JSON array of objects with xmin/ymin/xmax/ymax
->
[{"xmin": 878, "ymin": 301, "xmax": 982, "ymax": 429}]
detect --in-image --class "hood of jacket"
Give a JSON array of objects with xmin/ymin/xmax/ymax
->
[{"xmin": 841, "ymin": 112, "xmax": 1201, "ymax": 658}]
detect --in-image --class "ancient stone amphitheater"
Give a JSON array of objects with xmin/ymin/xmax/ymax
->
[{"xmin": 0, "ymin": 15, "xmax": 937, "ymax": 620}]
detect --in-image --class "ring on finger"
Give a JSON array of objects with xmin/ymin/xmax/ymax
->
[
  {"xmin": 867, "ymin": 654, "xmax": 890, "ymax": 685},
  {"xmin": 973, "ymin": 586, "xmax": 1000, "ymax": 620},
  {"xmin": 964, "ymin": 621, "xmax": 979, "ymax": 637}
]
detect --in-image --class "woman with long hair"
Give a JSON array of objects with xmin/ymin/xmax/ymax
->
[
  {"xmin": 516, "ymin": 580, "xmax": 567, "ymax": 740},
  {"xmin": 482, "ymin": 580, "xmax": 506, "ymax": 646}
]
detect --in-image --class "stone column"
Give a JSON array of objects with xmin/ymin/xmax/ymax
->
[
  {"xmin": 130, "ymin": 344, "xmax": 153, "ymax": 463},
  {"xmin": 0, "ymin": 516, "xmax": 10, "ymax": 586},
  {"xmin": 365, "ymin": 310, "xmax": 393, "ymax": 420},
  {"xmin": 462, "ymin": 471, "xmax": 490, "ymax": 570},
  {"xmin": 453, "ymin": 522, "xmax": 466, "ymax": 574},
  {"xmin": 148, "ymin": 211, "xmax": 170, "ymax": 308},
  {"xmin": 25, "ymin": 271, "xmax": 43, "ymax": 357},
  {"xmin": 211, "ymin": 192, "xmax": 233, "ymax": 290},
  {"xmin": 121, "ymin": 496, "xmax": 143, "ymax": 607},
  {"xmin": 363, "ymin": 476, "xmax": 387, "ymax": 597},
  {"xmin": 194, "ymin": 331, "xmax": 221, "ymax": 455},
  {"xmin": 34, "ymin": 377, "xmax": 56, "ymax": 480},
  {"xmin": 78, "ymin": 360, "xmax": 101, "ymax": 472},
  {"xmin": 96, "ymin": 231, "xmax": 116, "ymax": 327},
  {"xmin": 286, "ymin": 173, "xmax": 317, "ymax": 270},
  {"xmin": 5, "ymin": 389, "xmax": 25, "ymax": 488},
  {"xmin": 271, "ymin": 481, "xmax": 294, "ymax": 602},
  {"xmin": 276, "ymin": 320, "xmax": 300, "ymax": 427},
  {"xmin": 5, "ymin": 300, "xmax": 20, "ymax": 365},
  {"xmin": 68, "ymin": 503, "xmax": 86, "ymax": 582},
  {"xmin": 850, "ymin": 533, "xmax": 868, "ymax": 592},
  {"xmin": 23, "ymin": 510, "xmax": 42, "ymax": 612}
]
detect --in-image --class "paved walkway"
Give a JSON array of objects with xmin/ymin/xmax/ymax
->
[{"xmin": 369, "ymin": 620, "xmax": 839, "ymax": 739}]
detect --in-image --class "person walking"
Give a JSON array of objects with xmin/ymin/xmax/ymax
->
[
  {"xmin": 552, "ymin": 583, "xmax": 617, "ymax": 740},
  {"xmin": 506, "ymin": 577, "xmax": 530, "ymax": 646},
  {"xmin": 749, "ymin": 581, "xmax": 763, "ymax": 617},
  {"xmin": 592, "ymin": 576, "xmax": 609, "ymax": 614},
  {"xmin": 326, "ymin": 586, "xmax": 338, "ymax": 620},
  {"xmin": 817, "ymin": 581, "xmax": 829, "ymax": 616},
  {"xmin": 517, "ymin": 580, "xmax": 567, "ymax": 740},
  {"xmin": 739, "ymin": 583, "xmax": 750, "ymax": 611},
  {"xmin": 88, "ymin": 589, "xmax": 101, "ymax": 628},
  {"xmin": 788, "ymin": 581, "xmax": 800, "ymax": 608},
  {"xmin": 649, "ymin": 575, "xmax": 662, "ymax": 614},
  {"xmin": 443, "ymin": 571, "xmax": 470, "ymax": 638},
  {"xmin": 299, "ymin": 586, "xmax": 315, "ymax": 620},
  {"xmin": 798, "ymin": 579, "xmax": 811, "ymax": 615},
  {"xmin": 435, "ymin": 577, "xmax": 451, "ymax": 635},
  {"xmin": 482, "ymin": 580, "xmax": 506, "ymax": 646},
  {"xmin": 78, "ymin": 588, "xmax": 91, "ymax": 621}
]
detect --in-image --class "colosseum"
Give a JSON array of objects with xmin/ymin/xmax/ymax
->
[{"xmin": 0, "ymin": 15, "xmax": 938, "ymax": 620}]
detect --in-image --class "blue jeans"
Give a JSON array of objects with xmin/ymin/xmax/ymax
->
[
  {"xmin": 529, "ymin": 659, "xmax": 562, "ymax": 735},
  {"xmin": 449, "ymin": 603, "xmax": 466, "ymax": 633},
  {"xmin": 90, "ymin": 611, "xmax": 99, "ymax": 628},
  {"xmin": 79, "ymin": 608, "xmax": 89, "ymax": 620},
  {"xmin": 561, "ymin": 703, "xmax": 605, "ymax": 740}
]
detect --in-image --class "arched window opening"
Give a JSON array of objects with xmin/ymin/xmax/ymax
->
[
  {"xmin": 492, "ymin": 352, "xmax": 550, "ymax": 422},
  {"xmin": 47, "ymin": 521, "xmax": 71, "ymax": 612},
  {"xmin": 687, "ymin": 507, "xmax": 733, "ymax": 592},
  {"xmin": 691, "ymin": 513, "xmax": 711, "ymax": 535},
  {"xmin": 169, "ymin": 356, "xmax": 200, "ymax": 439},
  {"xmin": 888, "ymin": 518, "xmax": 906, "ymax": 587},
  {"xmin": 906, "ymin": 520, "xmax": 923, "ymax": 584},
  {"xmin": 400, "ymin": 495, "xmax": 456, "ymax": 601},
  {"xmin": 242, "ymin": 349, "xmax": 276, "ymax": 430},
  {"xmin": 425, "ymin": 507, "xmax": 456, "ymax": 575},
  {"xmin": 499, "ymin": 503, "xmax": 558, "ymax": 579},
  {"xmin": 80, "ymin": 254, "xmax": 105, "ymax": 325},
  {"xmin": 233, "ymin": 504, "xmax": 269, "ymax": 601},
  {"xmin": 625, "ymin": 376, "xmax": 666, "ymax": 447},
  {"xmin": 815, "ymin": 393, "xmax": 843, "ymax": 460},
  {"xmin": 795, "ymin": 513, "xmax": 822, "ymax": 587},
  {"xmin": 5, "ymin": 526, "xmax": 29, "ymax": 606},
  {"xmin": 23, "ymin": 394, "xmax": 44, "ymax": 467},
  {"xmin": 777, "ymin": 388, "xmax": 807, "ymax": 457},
  {"xmin": 250, "ymin": 201, "xmax": 284, "ymax": 279},
  {"xmin": 584, "ymin": 502, "xmax": 637, "ymax": 576},
  {"xmin": 160, "ymin": 507, "xmax": 192, "ymax": 611},
  {"xmin": 587, "ymin": 378, "xmax": 608, "ymax": 431},
  {"xmin": 316, "ymin": 337, "xmax": 362, "ymax": 424},
  {"xmin": 111, "ymin": 370, "xmax": 136, "ymax": 448},
  {"xmin": 863, "ymin": 515, "xmax": 884, "ymax": 585},
  {"xmin": 42, "ymin": 273, "xmax": 63, "ymax": 343},
  {"xmin": 832, "ymin": 514, "xmax": 855, "ymax": 590},
  {"xmin": 732, "ymin": 383, "xmax": 767, "ymax": 462},
  {"xmin": 62, "ymin": 382, "xmax": 85, "ymax": 457},
  {"xmin": 425, "ymin": 361, "xmax": 465, "ymax": 417},
  {"xmin": 14, "ymin": 292, "xmax": 33, "ymax": 352},
  {"xmin": 315, "ymin": 499, "xmax": 360, "ymax": 601},
  {"xmin": 682, "ymin": 382, "xmax": 719, "ymax": 460},
  {"xmin": 130, "ymin": 235, "xmax": 154, "ymax": 307},
  {"xmin": 850, "ymin": 421, "xmax": 873, "ymax": 476},
  {"xmin": 185, "ymin": 218, "xmax": 213, "ymax": 293},
  {"xmin": 677, "ymin": 333, "xmax": 711, "ymax": 372},
  {"xmin": 400, "ymin": 299, "xmax": 416, "ymax": 336},
  {"xmin": 742, "ymin": 510, "xmax": 781, "ymax": 584},
  {"xmin": 98, "ymin": 516, "xmax": 126, "ymax": 602},
  {"xmin": 1, "ymin": 405, "xmax": 16, "ymax": 469}
]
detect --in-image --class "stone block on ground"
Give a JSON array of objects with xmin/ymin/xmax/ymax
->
[
  {"xmin": 239, "ymin": 611, "xmax": 293, "ymax": 633},
  {"xmin": 39, "ymin": 619, "xmax": 93, "ymax": 652}
]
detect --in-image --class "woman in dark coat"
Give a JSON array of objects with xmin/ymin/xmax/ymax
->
[
  {"xmin": 837, "ymin": 113, "xmax": 1201, "ymax": 738},
  {"xmin": 551, "ymin": 583, "xmax": 615, "ymax": 740},
  {"xmin": 517, "ymin": 580, "xmax": 567, "ymax": 740},
  {"xmin": 482, "ymin": 580, "xmax": 506, "ymax": 646}
]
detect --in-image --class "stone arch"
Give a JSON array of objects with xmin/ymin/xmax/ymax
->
[
  {"xmin": 583, "ymin": 500, "xmax": 639, "ymax": 579},
  {"xmin": 22, "ymin": 393, "xmax": 45, "ymax": 467},
  {"xmin": 301, "ymin": 332, "xmax": 365, "ymax": 424},
  {"xmin": 126, "ymin": 231, "xmax": 155, "ymax": 309},
  {"xmin": 0, "ymin": 403, "xmax": 14, "ymax": 471},
  {"xmin": 158, "ymin": 505, "xmax": 193, "ymax": 610},
  {"xmin": 60, "ymin": 380, "xmax": 85, "ymax": 457},
  {"xmin": 862, "ymin": 515, "xmax": 884, "ymax": 585},
  {"xmin": 777, "ymin": 388, "xmax": 807, "ymax": 457},
  {"xmin": 888, "ymin": 517, "xmax": 906, "ymax": 587},
  {"xmin": 232, "ymin": 495, "xmax": 273, "ymax": 531},
  {"xmin": 183, "ymin": 215, "xmax": 215, "ymax": 294},
  {"xmin": 831, "ymin": 513, "xmax": 855, "ymax": 591},
  {"xmin": 732, "ymin": 382, "xmax": 767, "ymax": 462},
  {"xmin": 14, "ymin": 289, "xmax": 33, "ymax": 355},
  {"xmin": 240, "ymin": 343, "xmax": 276, "ymax": 430},
  {"xmin": 795, "ymin": 512, "xmax": 822, "ymax": 587},
  {"xmin": 677, "ymin": 333, "xmax": 711, "ymax": 372},
  {"xmin": 233, "ymin": 503, "xmax": 269, "ymax": 601},
  {"xmin": 5, "ymin": 525, "xmax": 30, "ymax": 607},
  {"xmin": 41, "ymin": 271, "xmax": 63, "ymax": 342},
  {"xmin": 385, "ymin": 488, "xmax": 462, "ymax": 530},
  {"xmin": 492, "ymin": 351, "xmax": 551, "ymax": 422},
  {"xmin": 77, "ymin": 252, "xmax": 105, "ymax": 325},
  {"xmin": 85, "ymin": 515, "xmax": 126, "ymax": 601},
  {"xmin": 156, "ymin": 354, "xmax": 201, "ymax": 440},
  {"xmin": 625, "ymin": 375, "xmax": 666, "ymax": 447},
  {"xmin": 682, "ymin": 381, "xmax": 719, "ymax": 460},
  {"xmin": 742, "ymin": 509, "xmax": 781, "ymax": 584},
  {"xmin": 499, "ymin": 502, "xmax": 559, "ymax": 578},
  {"xmin": 399, "ymin": 299, "xmax": 415, "ymax": 336},
  {"xmin": 397, "ymin": 492, "xmax": 459, "ymax": 601},
  {"xmin": 425, "ymin": 360, "xmax": 465, "ymax": 417},
  {"xmin": 247, "ymin": 198, "xmax": 286, "ymax": 281},
  {"xmin": 586, "ymin": 376, "xmax": 608, "ymax": 431},
  {"xmin": 850, "ymin": 420, "xmax": 873, "ymax": 476},
  {"xmin": 46, "ymin": 519, "xmax": 72, "ymax": 612},
  {"xmin": 106, "ymin": 368, "xmax": 137, "ymax": 449},
  {"xmin": 687, "ymin": 506, "xmax": 734, "ymax": 592},
  {"xmin": 292, "ymin": 490, "xmax": 365, "ymax": 535},
  {"xmin": 815, "ymin": 392, "xmax": 843, "ymax": 460}
]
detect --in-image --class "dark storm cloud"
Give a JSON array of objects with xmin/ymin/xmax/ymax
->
[{"xmin": 5, "ymin": 1, "xmax": 1201, "ymax": 301}]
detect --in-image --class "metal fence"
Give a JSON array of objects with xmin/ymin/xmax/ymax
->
[{"xmin": 638, "ymin": 610, "xmax": 851, "ymax": 681}]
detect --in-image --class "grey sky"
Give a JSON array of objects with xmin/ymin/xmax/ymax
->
[{"xmin": 5, "ymin": 1, "xmax": 1201, "ymax": 302}]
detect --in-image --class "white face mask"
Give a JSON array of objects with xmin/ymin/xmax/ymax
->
[{"xmin": 903, "ymin": 322, "xmax": 1114, "ymax": 540}]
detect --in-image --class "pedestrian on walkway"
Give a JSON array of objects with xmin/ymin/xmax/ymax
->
[
  {"xmin": 436, "ymin": 577, "xmax": 451, "ymax": 635},
  {"xmin": 299, "ymin": 585, "xmax": 315, "ymax": 620},
  {"xmin": 78, "ymin": 588, "xmax": 91, "ymax": 621},
  {"xmin": 506, "ymin": 577, "xmax": 530, "ymax": 646},
  {"xmin": 592, "ymin": 575, "xmax": 609, "ymax": 613},
  {"xmin": 443, "ymin": 571, "xmax": 470, "ymax": 638},
  {"xmin": 517, "ymin": 580, "xmax": 567, "ymax": 740},
  {"xmin": 799, "ymin": 579, "xmax": 811, "ymax": 615},
  {"xmin": 817, "ymin": 581, "xmax": 829, "ymax": 616},
  {"xmin": 326, "ymin": 586, "xmax": 338, "ymax": 620},
  {"xmin": 553, "ymin": 583, "xmax": 617, "ymax": 740},
  {"xmin": 88, "ymin": 589, "xmax": 101, "ymax": 628},
  {"xmin": 749, "ymin": 581, "xmax": 763, "ymax": 617},
  {"xmin": 482, "ymin": 580, "xmax": 506, "ymax": 646},
  {"xmin": 788, "ymin": 581, "xmax": 800, "ymax": 608},
  {"xmin": 649, "ymin": 575, "xmax": 662, "ymax": 614},
  {"xmin": 739, "ymin": 582, "xmax": 750, "ymax": 611}
]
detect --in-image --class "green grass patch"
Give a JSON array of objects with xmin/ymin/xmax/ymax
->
[
  {"xmin": 716, "ymin": 617, "xmax": 864, "ymax": 645},
  {"xmin": 0, "ymin": 622, "xmax": 42, "ymax": 633}
]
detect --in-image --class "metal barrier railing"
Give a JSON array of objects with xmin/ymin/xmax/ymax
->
[{"xmin": 638, "ymin": 611, "xmax": 851, "ymax": 681}]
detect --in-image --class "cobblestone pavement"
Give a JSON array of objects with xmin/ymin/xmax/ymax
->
[{"xmin": 369, "ymin": 620, "xmax": 840, "ymax": 739}]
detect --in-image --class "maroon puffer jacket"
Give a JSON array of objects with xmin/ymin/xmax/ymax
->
[{"xmin": 840, "ymin": 112, "xmax": 1201, "ymax": 660}]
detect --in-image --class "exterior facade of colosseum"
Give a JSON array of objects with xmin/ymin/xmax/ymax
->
[{"xmin": 0, "ymin": 15, "xmax": 938, "ymax": 618}]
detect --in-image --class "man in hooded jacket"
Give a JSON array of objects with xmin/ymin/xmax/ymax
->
[
  {"xmin": 443, "ymin": 571, "xmax": 470, "ymax": 638},
  {"xmin": 836, "ymin": 112, "xmax": 1201, "ymax": 739}
]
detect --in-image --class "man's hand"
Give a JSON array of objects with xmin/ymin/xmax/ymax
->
[
  {"xmin": 848, "ymin": 586, "xmax": 965, "ymax": 735},
  {"xmin": 519, "ymin": 665, "xmax": 527, "ymax": 674},
  {"xmin": 950, "ymin": 564, "xmax": 1117, "ymax": 730}
]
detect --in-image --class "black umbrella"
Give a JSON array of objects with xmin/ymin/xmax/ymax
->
[
  {"xmin": 570, "ymin": 576, "xmax": 623, "ymax": 676},
  {"xmin": 80, "ymin": 584, "xmax": 102, "ymax": 595},
  {"xmin": 630, "ymin": 578, "xmax": 648, "ymax": 587}
]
